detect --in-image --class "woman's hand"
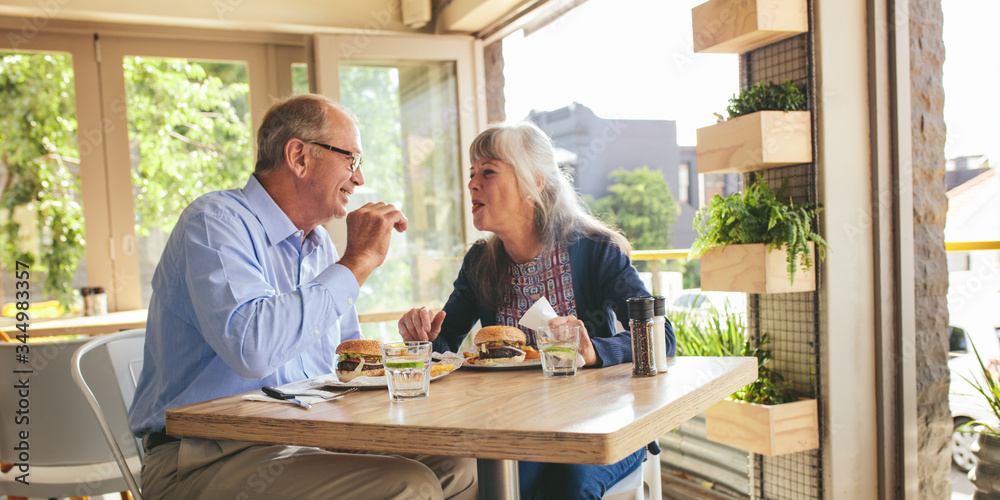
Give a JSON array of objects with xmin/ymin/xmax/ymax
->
[
  {"xmin": 547, "ymin": 315, "xmax": 598, "ymax": 367},
  {"xmin": 398, "ymin": 307, "xmax": 446, "ymax": 342}
]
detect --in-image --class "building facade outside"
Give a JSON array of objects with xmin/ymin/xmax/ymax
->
[{"xmin": 527, "ymin": 102, "xmax": 737, "ymax": 249}]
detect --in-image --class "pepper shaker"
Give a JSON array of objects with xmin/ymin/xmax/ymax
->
[
  {"xmin": 81, "ymin": 287, "xmax": 93, "ymax": 317},
  {"xmin": 627, "ymin": 297, "xmax": 657, "ymax": 377}
]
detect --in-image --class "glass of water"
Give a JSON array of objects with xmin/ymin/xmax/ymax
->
[
  {"xmin": 382, "ymin": 341, "xmax": 433, "ymax": 401},
  {"xmin": 535, "ymin": 325, "xmax": 581, "ymax": 377}
]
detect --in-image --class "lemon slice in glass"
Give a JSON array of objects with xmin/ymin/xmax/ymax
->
[
  {"xmin": 385, "ymin": 361, "xmax": 425, "ymax": 369},
  {"xmin": 543, "ymin": 346, "xmax": 577, "ymax": 361}
]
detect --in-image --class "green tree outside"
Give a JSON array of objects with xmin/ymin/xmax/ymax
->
[
  {"xmin": 1, "ymin": 53, "xmax": 84, "ymax": 304},
  {"xmin": 584, "ymin": 165, "xmax": 681, "ymax": 269},
  {"xmin": 0, "ymin": 53, "xmax": 253, "ymax": 305}
]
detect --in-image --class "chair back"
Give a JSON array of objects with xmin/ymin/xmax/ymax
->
[
  {"xmin": 71, "ymin": 329, "xmax": 146, "ymax": 500},
  {"xmin": 0, "ymin": 334, "xmax": 139, "ymax": 498}
]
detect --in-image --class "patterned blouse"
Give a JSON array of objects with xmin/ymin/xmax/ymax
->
[{"xmin": 496, "ymin": 242, "xmax": 578, "ymax": 346}]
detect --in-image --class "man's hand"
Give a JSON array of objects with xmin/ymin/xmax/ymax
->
[
  {"xmin": 399, "ymin": 307, "xmax": 445, "ymax": 342},
  {"xmin": 338, "ymin": 202, "xmax": 408, "ymax": 286}
]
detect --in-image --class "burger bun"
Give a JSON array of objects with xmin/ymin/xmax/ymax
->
[
  {"xmin": 474, "ymin": 325, "xmax": 526, "ymax": 346},
  {"xmin": 336, "ymin": 367, "xmax": 385, "ymax": 382}
]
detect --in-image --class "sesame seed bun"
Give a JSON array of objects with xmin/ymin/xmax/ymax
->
[
  {"xmin": 474, "ymin": 325, "xmax": 526, "ymax": 346},
  {"xmin": 335, "ymin": 339, "xmax": 384, "ymax": 357}
]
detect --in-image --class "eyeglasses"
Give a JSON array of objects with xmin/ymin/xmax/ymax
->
[{"xmin": 310, "ymin": 141, "xmax": 363, "ymax": 172}]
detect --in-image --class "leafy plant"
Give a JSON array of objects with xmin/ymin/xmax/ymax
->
[
  {"xmin": 672, "ymin": 301, "xmax": 798, "ymax": 405},
  {"xmin": 690, "ymin": 178, "xmax": 828, "ymax": 284},
  {"xmin": 731, "ymin": 333, "xmax": 798, "ymax": 405},
  {"xmin": 960, "ymin": 340, "xmax": 1000, "ymax": 436},
  {"xmin": 673, "ymin": 301, "xmax": 746, "ymax": 357},
  {"xmin": 725, "ymin": 80, "xmax": 807, "ymax": 120}
]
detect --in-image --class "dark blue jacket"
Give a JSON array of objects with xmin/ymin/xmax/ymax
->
[{"xmin": 432, "ymin": 235, "xmax": 676, "ymax": 366}]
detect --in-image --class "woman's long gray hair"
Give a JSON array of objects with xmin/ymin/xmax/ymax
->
[{"xmin": 469, "ymin": 121, "xmax": 631, "ymax": 309}]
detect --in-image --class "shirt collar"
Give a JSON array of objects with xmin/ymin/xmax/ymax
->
[{"xmin": 243, "ymin": 175, "xmax": 301, "ymax": 247}]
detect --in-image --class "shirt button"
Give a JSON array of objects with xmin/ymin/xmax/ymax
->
[
  {"xmin": 314, "ymin": 330, "xmax": 320, "ymax": 335},
  {"xmin": 295, "ymin": 230, "xmax": 303, "ymax": 236},
  {"xmin": 347, "ymin": 297, "xmax": 354, "ymax": 305}
]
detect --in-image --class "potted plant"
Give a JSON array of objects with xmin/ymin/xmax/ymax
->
[
  {"xmin": 961, "ymin": 342, "xmax": 1000, "ymax": 496},
  {"xmin": 690, "ymin": 178, "xmax": 828, "ymax": 293},
  {"xmin": 696, "ymin": 80, "xmax": 812, "ymax": 174},
  {"xmin": 691, "ymin": 0, "xmax": 808, "ymax": 54},
  {"xmin": 690, "ymin": 178, "xmax": 825, "ymax": 292},
  {"xmin": 703, "ymin": 334, "xmax": 820, "ymax": 456}
]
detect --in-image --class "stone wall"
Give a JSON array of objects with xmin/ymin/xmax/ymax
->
[
  {"xmin": 484, "ymin": 40, "xmax": 505, "ymax": 124},
  {"xmin": 910, "ymin": 0, "xmax": 951, "ymax": 497}
]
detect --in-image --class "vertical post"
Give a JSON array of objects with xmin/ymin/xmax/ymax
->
[
  {"xmin": 650, "ymin": 259, "xmax": 661, "ymax": 295},
  {"xmin": 477, "ymin": 459, "xmax": 519, "ymax": 500}
]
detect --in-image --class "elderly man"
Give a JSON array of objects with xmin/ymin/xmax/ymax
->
[{"xmin": 129, "ymin": 94, "xmax": 476, "ymax": 499}]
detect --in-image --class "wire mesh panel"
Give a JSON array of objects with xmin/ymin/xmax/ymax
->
[{"xmin": 738, "ymin": 15, "xmax": 824, "ymax": 500}]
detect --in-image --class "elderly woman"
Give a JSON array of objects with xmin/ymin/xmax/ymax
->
[{"xmin": 399, "ymin": 121, "xmax": 675, "ymax": 499}]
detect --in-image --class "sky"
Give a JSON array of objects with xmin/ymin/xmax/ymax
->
[{"xmin": 503, "ymin": 0, "xmax": 999, "ymax": 164}]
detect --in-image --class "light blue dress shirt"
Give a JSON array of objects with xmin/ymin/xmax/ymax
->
[{"xmin": 129, "ymin": 175, "xmax": 361, "ymax": 435}]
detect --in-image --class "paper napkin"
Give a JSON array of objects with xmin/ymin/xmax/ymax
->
[{"xmin": 518, "ymin": 296, "xmax": 558, "ymax": 330}]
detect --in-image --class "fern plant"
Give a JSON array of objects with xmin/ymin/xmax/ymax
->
[
  {"xmin": 673, "ymin": 306, "xmax": 798, "ymax": 405},
  {"xmin": 690, "ymin": 178, "xmax": 828, "ymax": 284},
  {"xmin": 731, "ymin": 333, "xmax": 799, "ymax": 405},
  {"xmin": 725, "ymin": 80, "xmax": 807, "ymax": 120}
]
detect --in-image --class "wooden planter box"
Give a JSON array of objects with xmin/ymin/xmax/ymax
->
[
  {"xmin": 692, "ymin": 0, "xmax": 808, "ymax": 54},
  {"xmin": 700, "ymin": 242, "xmax": 815, "ymax": 293},
  {"xmin": 696, "ymin": 110, "xmax": 811, "ymax": 174},
  {"xmin": 705, "ymin": 397, "xmax": 819, "ymax": 456}
]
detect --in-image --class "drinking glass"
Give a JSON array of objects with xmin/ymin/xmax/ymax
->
[
  {"xmin": 535, "ymin": 325, "xmax": 581, "ymax": 377},
  {"xmin": 382, "ymin": 341, "xmax": 433, "ymax": 401}
]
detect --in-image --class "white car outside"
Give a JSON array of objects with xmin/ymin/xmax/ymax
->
[
  {"xmin": 949, "ymin": 321, "xmax": 1000, "ymax": 471},
  {"xmin": 669, "ymin": 289, "xmax": 747, "ymax": 319}
]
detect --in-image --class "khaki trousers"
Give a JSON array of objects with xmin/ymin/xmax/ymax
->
[{"xmin": 140, "ymin": 436, "xmax": 477, "ymax": 500}]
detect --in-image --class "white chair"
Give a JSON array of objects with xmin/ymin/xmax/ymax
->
[
  {"xmin": 70, "ymin": 329, "xmax": 147, "ymax": 500},
  {"xmin": 603, "ymin": 447, "xmax": 662, "ymax": 500},
  {"xmin": 0, "ymin": 334, "xmax": 142, "ymax": 499}
]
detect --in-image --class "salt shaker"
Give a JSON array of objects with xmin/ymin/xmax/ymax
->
[
  {"xmin": 627, "ymin": 297, "xmax": 657, "ymax": 377},
  {"xmin": 652, "ymin": 296, "xmax": 669, "ymax": 374},
  {"xmin": 92, "ymin": 286, "xmax": 108, "ymax": 315}
]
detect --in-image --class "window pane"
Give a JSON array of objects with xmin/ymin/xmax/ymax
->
[
  {"xmin": 123, "ymin": 57, "xmax": 253, "ymax": 306},
  {"xmin": 950, "ymin": 326, "xmax": 968, "ymax": 354},
  {"xmin": 0, "ymin": 51, "xmax": 87, "ymax": 319},
  {"xmin": 292, "ymin": 63, "xmax": 309, "ymax": 95},
  {"xmin": 339, "ymin": 63, "xmax": 464, "ymax": 341}
]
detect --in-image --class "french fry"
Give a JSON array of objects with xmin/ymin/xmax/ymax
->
[{"xmin": 430, "ymin": 363, "xmax": 455, "ymax": 377}]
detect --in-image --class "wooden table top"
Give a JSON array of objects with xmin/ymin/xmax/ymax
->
[
  {"xmin": 0, "ymin": 309, "xmax": 147, "ymax": 338},
  {"xmin": 166, "ymin": 356, "xmax": 757, "ymax": 465}
]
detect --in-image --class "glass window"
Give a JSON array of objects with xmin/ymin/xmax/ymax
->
[
  {"xmin": 0, "ymin": 51, "xmax": 88, "ymax": 318},
  {"xmin": 678, "ymin": 162, "xmax": 690, "ymax": 205},
  {"xmin": 122, "ymin": 56, "xmax": 253, "ymax": 306},
  {"xmin": 338, "ymin": 62, "xmax": 464, "ymax": 341},
  {"xmin": 950, "ymin": 326, "xmax": 968, "ymax": 354},
  {"xmin": 292, "ymin": 63, "xmax": 310, "ymax": 95}
]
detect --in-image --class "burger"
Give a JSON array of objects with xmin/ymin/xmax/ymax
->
[
  {"xmin": 335, "ymin": 339, "xmax": 385, "ymax": 382},
  {"xmin": 474, "ymin": 325, "xmax": 527, "ymax": 363}
]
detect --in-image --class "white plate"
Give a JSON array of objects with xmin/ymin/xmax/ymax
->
[
  {"xmin": 308, "ymin": 354, "xmax": 464, "ymax": 389},
  {"xmin": 461, "ymin": 351, "xmax": 542, "ymax": 370}
]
